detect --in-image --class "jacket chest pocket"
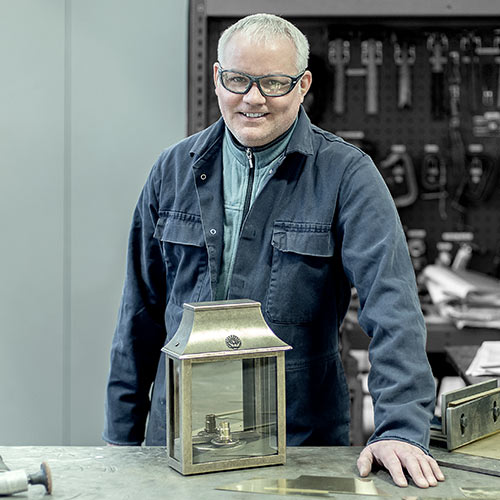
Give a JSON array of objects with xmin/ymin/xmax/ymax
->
[
  {"xmin": 153, "ymin": 212, "xmax": 208, "ymax": 302},
  {"xmin": 266, "ymin": 222, "xmax": 334, "ymax": 325}
]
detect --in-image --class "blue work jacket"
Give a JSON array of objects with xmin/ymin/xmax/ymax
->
[{"xmin": 104, "ymin": 108, "xmax": 435, "ymax": 451}]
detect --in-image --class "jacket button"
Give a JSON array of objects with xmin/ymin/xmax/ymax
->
[
  {"xmin": 200, "ymin": 173, "xmax": 207, "ymax": 180},
  {"xmin": 209, "ymin": 228, "xmax": 217, "ymax": 235}
]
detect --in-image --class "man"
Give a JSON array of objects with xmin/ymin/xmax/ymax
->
[{"xmin": 104, "ymin": 13, "xmax": 444, "ymax": 489}]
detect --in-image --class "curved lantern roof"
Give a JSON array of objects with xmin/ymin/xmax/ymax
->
[{"xmin": 162, "ymin": 299, "xmax": 292, "ymax": 359}]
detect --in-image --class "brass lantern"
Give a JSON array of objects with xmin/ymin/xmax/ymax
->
[{"xmin": 162, "ymin": 299, "xmax": 292, "ymax": 475}]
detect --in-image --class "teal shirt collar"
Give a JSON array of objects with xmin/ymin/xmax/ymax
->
[{"xmin": 224, "ymin": 118, "xmax": 298, "ymax": 169}]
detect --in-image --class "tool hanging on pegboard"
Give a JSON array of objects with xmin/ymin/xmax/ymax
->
[
  {"xmin": 393, "ymin": 37, "xmax": 416, "ymax": 109},
  {"xmin": 361, "ymin": 38, "xmax": 383, "ymax": 115},
  {"xmin": 493, "ymin": 29, "xmax": 500, "ymax": 110},
  {"xmin": 474, "ymin": 35, "xmax": 500, "ymax": 109},
  {"xmin": 468, "ymin": 31, "xmax": 500, "ymax": 137},
  {"xmin": 406, "ymin": 228, "xmax": 427, "ymax": 272},
  {"xmin": 495, "ymin": 30, "xmax": 500, "ymax": 108},
  {"xmin": 328, "ymin": 38, "xmax": 350, "ymax": 115},
  {"xmin": 478, "ymin": 42, "xmax": 495, "ymax": 109},
  {"xmin": 420, "ymin": 144, "xmax": 446, "ymax": 194},
  {"xmin": 460, "ymin": 33, "xmax": 481, "ymax": 114},
  {"xmin": 448, "ymin": 51, "xmax": 461, "ymax": 122},
  {"xmin": 427, "ymin": 33, "xmax": 448, "ymax": 120},
  {"xmin": 420, "ymin": 144, "xmax": 448, "ymax": 220},
  {"xmin": 455, "ymin": 144, "xmax": 498, "ymax": 206},
  {"xmin": 379, "ymin": 144, "xmax": 418, "ymax": 207}
]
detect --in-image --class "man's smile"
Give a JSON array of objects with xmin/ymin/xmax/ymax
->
[{"xmin": 240, "ymin": 112, "xmax": 268, "ymax": 118}]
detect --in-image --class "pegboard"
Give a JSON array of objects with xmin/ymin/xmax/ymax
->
[{"xmin": 189, "ymin": 6, "xmax": 500, "ymax": 277}]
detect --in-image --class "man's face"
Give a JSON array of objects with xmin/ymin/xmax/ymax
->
[{"xmin": 214, "ymin": 32, "xmax": 312, "ymax": 148}]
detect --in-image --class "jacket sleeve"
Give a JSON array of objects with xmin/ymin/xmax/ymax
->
[
  {"xmin": 337, "ymin": 152, "xmax": 435, "ymax": 453},
  {"xmin": 103, "ymin": 160, "xmax": 167, "ymax": 445}
]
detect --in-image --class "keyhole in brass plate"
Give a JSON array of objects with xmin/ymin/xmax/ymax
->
[{"xmin": 460, "ymin": 413, "xmax": 467, "ymax": 435}]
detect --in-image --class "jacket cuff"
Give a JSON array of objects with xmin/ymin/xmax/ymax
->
[
  {"xmin": 101, "ymin": 433, "xmax": 143, "ymax": 446},
  {"xmin": 366, "ymin": 435, "xmax": 430, "ymax": 455}
]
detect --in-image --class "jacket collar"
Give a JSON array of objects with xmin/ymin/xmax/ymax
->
[
  {"xmin": 189, "ymin": 106, "xmax": 314, "ymax": 161},
  {"xmin": 285, "ymin": 106, "xmax": 314, "ymax": 157}
]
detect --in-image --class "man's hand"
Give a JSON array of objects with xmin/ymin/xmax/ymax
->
[{"xmin": 357, "ymin": 440, "xmax": 445, "ymax": 488}]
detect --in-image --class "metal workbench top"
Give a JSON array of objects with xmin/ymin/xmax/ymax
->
[{"xmin": 1, "ymin": 445, "xmax": 500, "ymax": 499}]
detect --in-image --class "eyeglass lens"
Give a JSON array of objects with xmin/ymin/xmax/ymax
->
[{"xmin": 221, "ymin": 71, "xmax": 294, "ymax": 96}]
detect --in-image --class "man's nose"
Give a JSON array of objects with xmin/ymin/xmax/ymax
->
[{"xmin": 243, "ymin": 82, "xmax": 266, "ymax": 103}]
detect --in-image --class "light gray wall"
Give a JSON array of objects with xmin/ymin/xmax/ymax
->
[{"xmin": 0, "ymin": 0, "xmax": 188, "ymax": 445}]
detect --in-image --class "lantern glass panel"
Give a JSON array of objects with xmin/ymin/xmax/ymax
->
[
  {"xmin": 191, "ymin": 356, "xmax": 278, "ymax": 464},
  {"xmin": 168, "ymin": 357, "xmax": 181, "ymax": 461}
]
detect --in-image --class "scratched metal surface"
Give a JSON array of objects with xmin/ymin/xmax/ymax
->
[{"xmin": 0, "ymin": 446, "xmax": 499, "ymax": 499}]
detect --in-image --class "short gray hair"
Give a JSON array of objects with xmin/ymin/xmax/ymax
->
[{"xmin": 217, "ymin": 13, "xmax": 309, "ymax": 73}]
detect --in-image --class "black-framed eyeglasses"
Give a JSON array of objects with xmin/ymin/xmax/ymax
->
[{"xmin": 217, "ymin": 65, "xmax": 306, "ymax": 97}]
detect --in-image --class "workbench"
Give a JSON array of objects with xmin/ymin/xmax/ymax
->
[{"xmin": 1, "ymin": 445, "xmax": 500, "ymax": 499}]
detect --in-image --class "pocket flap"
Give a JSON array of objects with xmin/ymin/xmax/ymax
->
[
  {"xmin": 154, "ymin": 212, "xmax": 205, "ymax": 247},
  {"xmin": 272, "ymin": 222, "xmax": 334, "ymax": 257}
]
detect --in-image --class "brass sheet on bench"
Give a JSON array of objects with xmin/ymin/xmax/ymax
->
[
  {"xmin": 217, "ymin": 475, "xmax": 388, "ymax": 497},
  {"xmin": 453, "ymin": 431, "xmax": 500, "ymax": 460}
]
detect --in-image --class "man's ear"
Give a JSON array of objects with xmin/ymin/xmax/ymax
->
[
  {"xmin": 299, "ymin": 70, "xmax": 312, "ymax": 99},
  {"xmin": 213, "ymin": 62, "xmax": 220, "ymax": 93}
]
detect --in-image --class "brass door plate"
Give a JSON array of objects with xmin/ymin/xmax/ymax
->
[
  {"xmin": 441, "ymin": 379, "xmax": 497, "ymax": 435},
  {"xmin": 446, "ymin": 387, "xmax": 500, "ymax": 450}
]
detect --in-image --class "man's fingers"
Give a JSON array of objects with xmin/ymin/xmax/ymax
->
[
  {"xmin": 419, "ymin": 457, "xmax": 441, "ymax": 486},
  {"xmin": 379, "ymin": 451, "xmax": 408, "ymax": 488},
  {"xmin": 398, "ymin": 450, "xmax": 444, "ymax": 488},
  {"xmin": 419, "ymin": 455, "xmax": 445, "ymax": 485},
  {"xmin": 404, "ymin": 456, "xmax": 431, "ymax": 488},
  {"xmin": 356, "ymin": 447, "xmax": 373, "ymax": 477},
  {"xmin": 428, "ymin": 456, "xmax": 446, "ymax": 482}
]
